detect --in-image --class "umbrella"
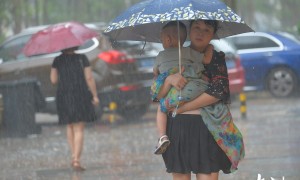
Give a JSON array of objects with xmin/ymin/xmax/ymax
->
[
  {"xmin": 23, "ymin": 21, "xmax": 99, "ymax": 56},
  {"xmin": 105, "ymin": 0, "xmax": 248, "ymax": 170},
  {"xmin": 104, "ymin": 0, "xmax": 254, "ymax": 42}
]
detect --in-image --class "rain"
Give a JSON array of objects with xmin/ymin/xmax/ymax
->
[{"xmin": 0, "ymin": 0, "xmax": 300, "ymax": 180}]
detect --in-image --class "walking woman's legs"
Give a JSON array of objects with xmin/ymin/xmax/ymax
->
[
  {"xmin": 66, "ymin": 121, "xmax": 86, "ymax": 171},
  {"xmin": 196, "ymin": 172, "xmax": 219, "ymax": 180},
  {"xmin": 172, "ymin": 173, "xmax": 191, "ymax": 180},
  {"xmin": 66, "ymin": 124, "xmax": 75, "ymax": 160},
  {"xmin": 73, "ymin": 122, "xmax": 85, "ymax": 163}
]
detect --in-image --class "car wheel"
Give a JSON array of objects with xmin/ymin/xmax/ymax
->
[
  {"xmin": 266, "ymin": 67, "xmax": 298, "ymax": 98},
  {"xmin": 117, "ymin": 104, "xmax": 150, "ymax": 121}
]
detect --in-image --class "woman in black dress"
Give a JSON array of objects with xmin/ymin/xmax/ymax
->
[
  {"xmin": 50, "ymin": 47, "xmax": 99, "ymax": 171},
  {"xmin": 156, "ymin": 20, "xmax": 244, "ymax": 180}
]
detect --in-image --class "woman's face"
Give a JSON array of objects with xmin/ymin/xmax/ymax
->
[{"xmin": 189, "ymin": 20, "xmax": 215, "ymax": 52}]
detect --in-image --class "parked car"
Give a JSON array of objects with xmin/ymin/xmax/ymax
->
[
  {"xmin": 226, "ymin": 32, "xmax": 300, "ymax": 97},
  {"xmin": 0, "ymin": 24, "xmax": 151, "ymax": 120},
  {"xmin": 113, "ymin": 39, "xmax": 245, "ymax": 98}
]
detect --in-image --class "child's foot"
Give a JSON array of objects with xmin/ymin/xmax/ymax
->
[{"xmin": 154, "ymin": 135, "xmax": 170, "ymax": 155}]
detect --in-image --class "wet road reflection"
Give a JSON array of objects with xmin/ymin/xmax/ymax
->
[{"xmin": 0, "ymin": 92, "xmax": 299, "ymax": 180}]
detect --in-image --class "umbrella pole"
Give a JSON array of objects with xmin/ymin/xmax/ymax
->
[
  {"xmin": 177, "ymin": 21, "xmax": 182, "ymax": 99},
  {"xmin": 172, "ymin": 21, "xmax": 183, "ymax": 118},
  {"xmin": 177, "ymin": 21, "xmax": 182, "ymax": 76}
]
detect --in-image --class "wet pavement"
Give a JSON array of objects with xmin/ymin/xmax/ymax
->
[{"xmin": 0, "ymin": 92, "xmax": 300, "ymax": 180}]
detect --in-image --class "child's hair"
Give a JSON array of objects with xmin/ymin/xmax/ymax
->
[
  {"xmin": 162, "ymin": 21, "xmax": 187, "ymax": 46},
  {"xmin": 190, "ymin": 20, "xmax": 219, "ymax": 34}
]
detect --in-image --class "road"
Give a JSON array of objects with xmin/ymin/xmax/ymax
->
[{"xmin": 0, "ymin": 92, "xmax": 299, "ymax": 180}]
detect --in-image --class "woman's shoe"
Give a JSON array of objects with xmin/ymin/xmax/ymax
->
[
  {"xmin": 72, "ymin": 160, "xmax": 86, "ymax": 172},
  {"xmin": 154, "ymin": 135, "xmax": 170, "ymax": 155}
]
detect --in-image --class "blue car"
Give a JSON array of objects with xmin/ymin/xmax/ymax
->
[{"xmin": 226, "ymin": 32, "xmax": 300, "ymax": 97}]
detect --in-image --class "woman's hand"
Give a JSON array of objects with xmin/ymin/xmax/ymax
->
[
  {"xmin": 92, "ymin": 96, "xmax": 99, "ymax": 106},
  {"xmin": 156, "ymin": 66, "xmax": 187, "ymax": 100},
  {"xmin": 166, "ymin": 66, "xmax": 187, "ymax": 90},
  {"xmin": 167, "ymin": 102, "xmax": 186, "ymax": 115},
  {"xmin": 168, "ymin": 93, "xmax": 219, "ymax": 115}
]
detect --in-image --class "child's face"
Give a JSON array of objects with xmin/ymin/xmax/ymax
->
[{"xmin": 189, "ymin": 20, "xmax": 214, "ymax": 52}]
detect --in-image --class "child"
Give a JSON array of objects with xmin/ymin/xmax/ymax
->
[{"xmin": 152, "ymin": 21, "xmax": 214, "ymax": 154}]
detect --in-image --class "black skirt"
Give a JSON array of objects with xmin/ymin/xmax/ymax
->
[
  {"xmin": 162, "ymin": 114, "xmax": 231, "ymax": 174},
  {"xmin": 56, "ymin": 90, "xmax": 96, "ymax": 125}
]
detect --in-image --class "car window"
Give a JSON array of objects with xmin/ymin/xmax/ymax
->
[
  {"xmin": 0, "ymin": 35, "xmax": 32, "ymax": 62},
  {"xmin": 228, "ymin": 36, "xmax": 279, "ymax": 50},
  {"xmin": 278, "ymin": 32, "xmax": 300, "ymax": 44},
  {"xmin": 111, "ymin": 40, "xmax": 162, "ymax": 56},
  {"xmin": 184, "ymin": 40, "xmax": 237, "ymax": 54},
  {"xmin": 210, "ymin": 39, "xmax": 237, "ymax": 53}
]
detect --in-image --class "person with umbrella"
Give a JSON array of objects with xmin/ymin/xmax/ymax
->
[
  {"xmin": 104, "ymin": 0, "xmax": 252, "ymax": 178},
  {"xmin": 155, "ymin": 19, "xmax": 244, "ymax": 180},
  {"xmin": 23, "ymin": 21, "xmax": 100, "ymax": 171},
  {"xmin": 50, "ymin": 46, "xmax": 99, "ymax": 171},
  {"xmin": 152, "ymin": 21, "xmax": 214, "ymax": 155}
]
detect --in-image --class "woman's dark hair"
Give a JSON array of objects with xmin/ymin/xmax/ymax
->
[{"xmin": 190, "ymin": 20, "xmax": 219, "ymax": 34}]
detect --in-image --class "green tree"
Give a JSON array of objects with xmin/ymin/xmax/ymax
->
[
  {"xmin": 2, "ymin": 0, "xmax": 300, "ymax": 43},
  {"xmin": 223, "ymin": 0, "xmax": 237, "ymax": 11}
]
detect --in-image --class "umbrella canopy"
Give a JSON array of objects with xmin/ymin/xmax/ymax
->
[
  {"xmin": 104, "ymin": 0, "xmax": 254, "ymax": 42},
  {"xmin": 23, "ymin": 21, "xmax": 99, "ymax": 56}
]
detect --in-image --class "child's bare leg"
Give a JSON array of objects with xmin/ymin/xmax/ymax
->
[
  {"xmin": 154, "ymin": 105, "xmax": 170, "ymax": 155},
  {"xmin": 156, "ymin": 105, "xmax": 167, "ymax": 137}
]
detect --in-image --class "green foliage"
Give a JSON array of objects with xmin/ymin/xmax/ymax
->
[
  {"xmin": 1, "ymin": 0, "xmax": 300, "ymax": 39},
  {"xmin": 37, "ymin": 0, "xmax": 141, "ymax": 24}
]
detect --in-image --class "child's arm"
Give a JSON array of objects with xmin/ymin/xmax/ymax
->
[
  {"xmin": 203, "ymin": 44, "xmax": 214, "ymax": 65},
  {"xmin": 156, "ymin": 67, "xmax": 186, "ymax": 100},
  {"xmin": 153, "ymin": 66, "xmax": 160, "ymax": 77}
]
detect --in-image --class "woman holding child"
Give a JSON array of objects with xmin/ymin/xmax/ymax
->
[{"xmin": 153, "ymin": 20, "xmax": 245, "ymax": 180}]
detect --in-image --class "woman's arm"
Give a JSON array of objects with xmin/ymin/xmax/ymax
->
[
  {"xmin": 175, "ymin": 93, "xmax": 219, "ymax": 114},
  {"xmin": 84, "ymin": 67, "xmax": 99, "ymax": 106},
  {"xmin": 50, "ymin": 68, "xmax": 58, "ymax": 84}
]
